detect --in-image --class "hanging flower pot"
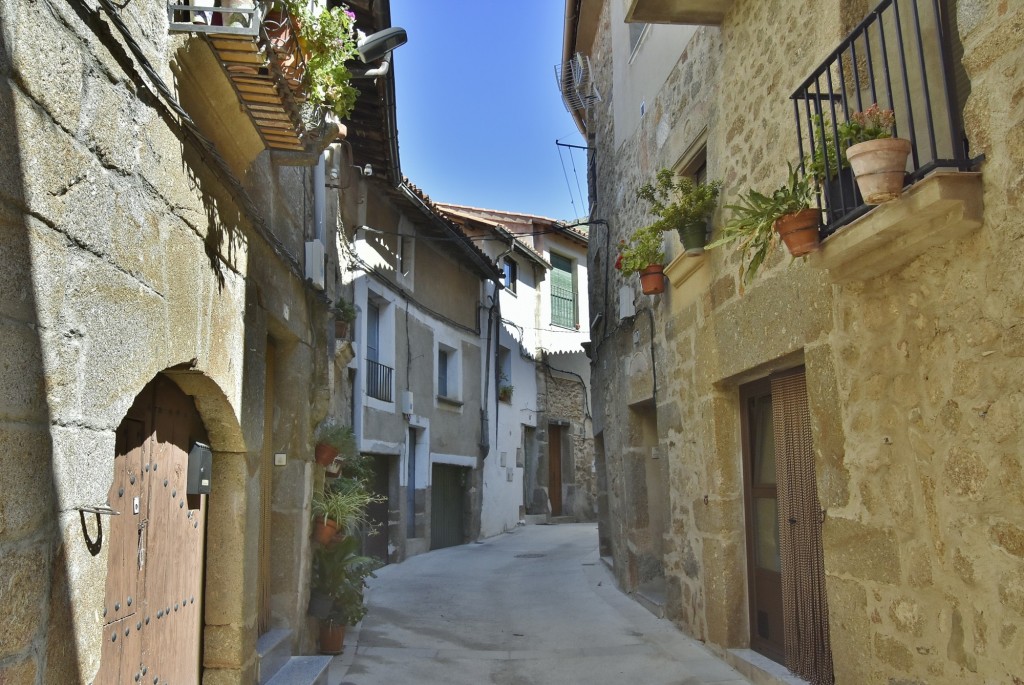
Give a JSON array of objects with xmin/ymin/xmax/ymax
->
[
  {"xmin": 319, "ymin": 620, "xmax": 346, "ymax": 655},
  {"xmin": 677, "ymin": 220, "xmax": 710, "ymax": 257},
  {"xmin": 774, "ymin": 208, "xmax": 821, "ymax": 257},
  {"xmin": 312, "ymin": 516, "xmax": 341, "ymax": 545},
  {"xmin": 845, "ymin": 137, "xmax": 912, "ymax": 204},
  {"xmin": 638, "ymin": 264, "xmax": 666, "ymax": 295}
]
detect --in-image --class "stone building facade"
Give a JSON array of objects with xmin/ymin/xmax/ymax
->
[
  {"xmin": 440, "ymin": 206, "xmax": 597, "ymax": 528},
  {"xmin": 0, "ymin": 0, "xmax": 397, "ymax": 682},
  {"xmin": 564, "ymin": 0, "xmax": 1023, "ymax": 683}
]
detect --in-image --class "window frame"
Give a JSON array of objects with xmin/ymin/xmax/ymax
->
[{"xmin": 549, "ymin": 251, "xmax": 578, "ymax": 329}]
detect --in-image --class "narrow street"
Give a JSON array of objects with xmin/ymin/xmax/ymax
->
[{"xmin": 329, "ymin": 523, "xmax": 751, "ymax": 685}]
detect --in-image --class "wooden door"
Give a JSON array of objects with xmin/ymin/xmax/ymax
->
[
  {"xmin": 430, "ymin": 464, "xmax": 466, "ymax": 550},
  {"xmin": 97, "ymin": 376, "xmax": 209, "ymax": 685},
  {"xmin": 741, "ymin": 379, "xmax": 785, "ymax": 663},
  {"xmin": 548, "ymin": 424, "xmax": 563, "ymax": 516}
]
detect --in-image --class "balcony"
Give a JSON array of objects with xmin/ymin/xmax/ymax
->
[
  {"xmin": 366, "ymin": 359, "xmax": 393, "ymax": 403},
  {"xmin": 791, "ymin": 0, "xmax": 983, "ymax": 282},
  {"xmin": 168, "ymin": 1, "xmax": 316, "ymax": 153},
  {"xmin": 791, "ymin": 0, "xmax": 974, "ymax": 235}
]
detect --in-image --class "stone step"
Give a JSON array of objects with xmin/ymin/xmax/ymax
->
[
  {"xmin": 264, "ymin": 656, "xmax": 333, "ymax": 685},
  {"xmin": 634, "ymin": 577, "xmax": 667, "ymax": 619},
  {"xmin": 256, "ymin": 628, "xmax": 293, "ymax": 685}
]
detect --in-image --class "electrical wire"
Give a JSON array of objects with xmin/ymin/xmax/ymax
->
[
  {"xmin": 567, "ymin": 146, "xmax": 586, "ymax": 220},
  {"xmin": 556, "ymin": 143, "xmax": 581, "ymax": 221}
]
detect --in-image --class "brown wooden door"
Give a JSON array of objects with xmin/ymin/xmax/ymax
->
[
  {"xmin": 741, "ymin": 379, "xmax": 785, "ymax": 663},
  {"xmin": 548, "ymin": 424, "xmax": 563, "ymax": 516},
  {"xmin": 97, "ymin": 376, "xmax": 208, "ymax": 685}
]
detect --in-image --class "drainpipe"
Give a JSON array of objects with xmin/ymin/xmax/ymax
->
[
  {"xmin": 480, "ymin": 279, "xmax": 500, "ymax": 454},
  {"xmin": 313, "ymin": 151, "xmax": 326, "ymax": 242}
]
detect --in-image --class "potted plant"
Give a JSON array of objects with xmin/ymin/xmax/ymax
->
[
  {"xmin": 498, "ymin": 376, "xmax": 513, "ymax": 403},
  {"xmin": 841, "ymin": 104, "xmax": 911, "ymax": 204},
  {"xmin": 309, "ymin": 536, "xmax": 379, "ymax": 654},
  {"xmin": 311, "ymin": 476, "xmax": 381, "ymax": 545},
  {"xmin": 805, "ymin": 113, "xmax": 857, "ymax": 219},
  {"xmin": 334, "ymin": 297, "xmax": 356, "ymax": 339},
  {"xmin": 709, "ymin": 164, "xmax": 820, "ymax": 286},
  {"xmin": 315, "ymin": 421, "xmax": 355, "ymax": 468},
  {"xmin": 615, "ymin": 225, "xmax": 667, "ymax": 295},
  {"xmin": 637, "ymin": 169, "xmax": 722, "ymax": 256},
  {"xmin": 278, "ymin": 0, "xmax": 360, "ymax": 120}
]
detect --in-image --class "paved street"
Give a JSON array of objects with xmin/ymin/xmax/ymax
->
[{"xmin": 328, "ymin": 523, "xmax": 751, "ymax": 685}]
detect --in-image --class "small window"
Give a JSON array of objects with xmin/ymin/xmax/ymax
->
[
  {"xmin": 438, "ymin": 349, "xmax": 449, "ymax": 398},
  {"xmin": 437, "ymin": 343, "xmax": 459, "ymax": 400},
  {"xmin": 628, "ymin": 22, "xmax": 649, "ymax": 57},
  {"xmin": 503, "ymin": 258, "xmax": 518, "ymax": 295}
]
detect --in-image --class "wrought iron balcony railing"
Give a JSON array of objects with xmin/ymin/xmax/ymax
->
[
  {"xmin": 366, "ymin": 359, "xmax": 394, "ymax": 403},
  {"xmin": 791, "ymin": 0, "xmax": 973, "ymax": 236}
]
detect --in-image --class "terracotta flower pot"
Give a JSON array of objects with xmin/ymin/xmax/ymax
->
[
  {"xmin": 334, "ymin": 320, "xmax": 349, "ymax": 339},
  {"xmin": 315, "ymin": 443, "xmax": 340, "ymax": 467},
  {"xmin": 774, "ymin": 209, "xmax": 821, "ymax": 257},
  {"xmin": 312, "ymin": 517, "xmax": 340, "ymax": 545},
  {"xmin": 638, "ymin": 264, "xmax": 665, "ymax": 295},
  {"xmin": 845, "ymin": 138, "xmax": 912, "ymax": 204},
  {"xmin": 319, "ymin": 620, "xmax": 345, "ymax": 655}
]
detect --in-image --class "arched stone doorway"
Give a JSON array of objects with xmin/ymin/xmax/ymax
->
[
  {"xmin": 95, "ymin": 369, "xmax": 250, "ymax": 684},
  {"xmin": 96, "ymin": 375, "xmax": 210, "ymax": 684}
]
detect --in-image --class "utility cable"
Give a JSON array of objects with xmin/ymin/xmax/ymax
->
[{"xmin": 556, "ymin": 142, "xmax": 581, "ymax": 221}]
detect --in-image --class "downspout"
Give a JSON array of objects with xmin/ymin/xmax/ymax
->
[
  {"xmin": 485, "ymin": 235, "xmax": 516, "ymax": 454},
  {"xmin": 314, "ymin": 152, "xmax": 326, "ymax": 242},
  {"xmin": 480, "ymin": 279, "xmax": 498, "ymax": 454}
]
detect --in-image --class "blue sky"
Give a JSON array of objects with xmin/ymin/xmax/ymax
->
[{"xmin": 389, "ymin": 1, "xmax": 588, "ymax": 222}]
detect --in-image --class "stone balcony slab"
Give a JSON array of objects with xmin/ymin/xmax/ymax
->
[{"xmin": 809, "ymin": 171, "xmax": 983, "ymax": 284}]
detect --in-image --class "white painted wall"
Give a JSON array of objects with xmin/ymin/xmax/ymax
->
[{"xmin": 609, "ymin": 1, "xmax": 696, "ymax": 149}]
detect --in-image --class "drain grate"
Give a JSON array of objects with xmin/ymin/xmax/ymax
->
[{"xmin": 515, "ymin": 553, "xmax": 546, "ymax": 559}]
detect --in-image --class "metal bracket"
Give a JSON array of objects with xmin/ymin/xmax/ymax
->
[{"xmin": 78, "ymin": 504, "xmax": 120, "ymax": 516}]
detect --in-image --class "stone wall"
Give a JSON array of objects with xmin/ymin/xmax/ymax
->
[
  {"xmin": 584, "ymin": 0, "xmax": 1024, "ymax": 682},
  {"xmin": 0, "ymin": 0, "xmax": 335, "ymax": 680},
  {"xmin": 533, "ymin": 353, "xmax": 596, "ymax": 521}
]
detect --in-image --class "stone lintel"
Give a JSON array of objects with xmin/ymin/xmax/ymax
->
[
  {"xmin": 810, "ymin": 171, "xmax": 983, "ymax": 284},
  {"xmin": 626, "ymin": 0, "xmax": 733, "ymax": 25}
]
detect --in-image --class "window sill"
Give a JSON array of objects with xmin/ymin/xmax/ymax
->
[
  {"xmin": 437, "ymin": 395, "xmax": 464, "ymax": 408},
  {"xmin": 809, "ymin": 171, "xmax": 983, "ymax": 284},
  {"xmin": 626, "ymin": 0, "xmax": 732, "ymax": 25}
]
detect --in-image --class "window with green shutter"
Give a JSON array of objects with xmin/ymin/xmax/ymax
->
[{"xmin": 550, "ymin": 253, "xmax": 576, "ymax": 328}]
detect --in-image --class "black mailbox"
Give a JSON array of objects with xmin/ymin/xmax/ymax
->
[{"xmin": 187, "ymin": 442, "xmax": 212, "ymax": 495}]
